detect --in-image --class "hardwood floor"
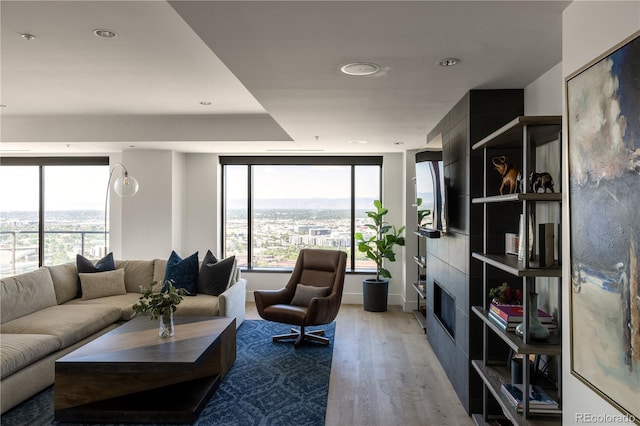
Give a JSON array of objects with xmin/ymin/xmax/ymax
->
[{"xmin": 245, "ymin": 303, "xmax": 474, "ymax": 426}]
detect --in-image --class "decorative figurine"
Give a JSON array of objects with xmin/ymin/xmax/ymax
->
[
  {"xmin": 529, "ymin": 172, "xmax": 554, "ymax": 193},
  {"xmin": 492, "ymin": 156, "xmax": 521, "ymax": 195}
]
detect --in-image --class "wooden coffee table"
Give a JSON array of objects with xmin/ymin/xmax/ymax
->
[{"xmin": 55, "ymin": 316, "xmax": 236, "ymax": 423}]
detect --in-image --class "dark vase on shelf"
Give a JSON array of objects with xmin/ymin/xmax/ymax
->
[{"xmin": 515, "ymin": 293, "xmax": 550, "ymax": 340}]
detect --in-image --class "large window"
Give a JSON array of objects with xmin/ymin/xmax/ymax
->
[
  {"xmin": 0, "ymin": 158, "xmax": 109, "ymax": 278},
  {"xmin": 221, "ymin": 156, "xmax": 382, "ymax": 272}
]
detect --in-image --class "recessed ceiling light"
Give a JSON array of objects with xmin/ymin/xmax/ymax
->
[
  {"xmin": 340, "ymin": 62, "xmax": 380, "ymax": 76},
  {"xmin": 394, "ymin": 142, "xmax": 404, "ymax": 145},
  {"xmin": 437, "ymin": 58, "xmax": 460, "ymax": 67},
  {"xmin": 200, "ymin": 101, "xmax": 212, "ymax": 106},
  {"xmin": 348, "ymin": 140, "xmax": 369, "ymax": 145},
  {"xmin": 93, "ymin": 29, "xmax": 118, "ymax": 39},
  {"xmin": 20, "ymin": 33, "xmax": 35, "ymax": 41}
]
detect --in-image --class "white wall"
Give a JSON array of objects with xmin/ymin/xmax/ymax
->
[
  {"xmin": 120, "ymin": 150, "xmax": 177, "ymax": 259},
  {"xmin": 182, "ymin": 153, "xmax": 219, "ymax": 256},
  {"xmin": 525, "ymin": 62, "xmax": 563, "ymax": 116},
  {"xmin": 562, "ymin": 2, "xmax": 640, "ymax": 425}
]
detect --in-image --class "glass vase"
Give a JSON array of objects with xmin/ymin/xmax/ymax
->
[
  {"xmin": 159, "ymin": 310, "xmax": 174, "ymax": 338},
  {"xmin": 515, "ymin": 293, "xmax": 550, "ymax": 341}
]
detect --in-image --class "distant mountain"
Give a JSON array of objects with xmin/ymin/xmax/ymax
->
[{"xmin": 226, "ymin": 197, "xmax": 377, "ymax": 210}]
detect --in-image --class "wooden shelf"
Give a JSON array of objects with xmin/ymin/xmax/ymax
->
[
  {"xmin": 472, "ymin": 116, "xmax": 562, "ymax": 151},
  {"xmin": 472, "ymin": 307, "xmax": 561, "ymax": 356},
  {"xmin": 472, "ymin": 193, "xmax": 562, "ymax": 204},
  {"xmin": 472, "ymin": 361, "xmax": 561, "ymax": 426},
  {"xmin": 413, "ymin": 255, "xmax": 426, "ymax": 269},
  {"xmin": 472, "ymin": 253, "xmax": 562, "ymax": 277},
  {"xmin": 412, "ymin": 282, "xmax": 427, "ymax": 299},
  {"xmin": 413, "ymin": 310, "xmax": 426, "ymax": 332}
]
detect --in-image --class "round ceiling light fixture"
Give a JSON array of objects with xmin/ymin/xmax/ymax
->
[
  {"xmin": 348, "ymin": 139, "xmax": 369, "ymax": 145},
  {"xmin": 340, "ymin": 62, "xmax": 380, "ymax": 76},
  {"xmin": 93, "ymin": 29, "xmax": 118, "ymax": 39},
  {"xmin": 21, "ymin": 33, "xmax": 36, "ymax": 41},
  {"xmin": 437, "ymin": 58, "xmax": 460, "ymax": 67},
  {"xmin": 200, "ymin": 101, "xmax": 212, "ymax": 106}
]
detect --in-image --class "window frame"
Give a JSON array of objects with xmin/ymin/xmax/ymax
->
[
  {"xmin": 220, "ymin": 156, "xmax": 383, "ymax": 273},
  {"xmin": 0, "ymin": 157, "xmax": 109, "ymax": 268}
]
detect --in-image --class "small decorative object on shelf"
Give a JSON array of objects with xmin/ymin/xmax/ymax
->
[
  {"xmin": 490, "ymin": 302, "xmax": 555, "ymax": 332},
  {"xmin": 529, "ymin": 172, "xmax": 554, "ymax": 193},
  {"xmin": 515, "ymin": 293, "xmax": 551, "ymax": 341},
  {"xmin": 500, "ymin": 383, "xmax": 560, "ymax": 413},
  {"xmin": 132, "ymin": 280, "xmax": 187, "ymax": 338},
  {"xmin": 491, "ymin": 156, "xmax": 522, "ymax": 195},
  {"xmin": 489, "ymin": 282, "xmax": 522, "ymax": 305},
  {"xmin": 538, "ymin": 223, "xmax": 556, "ymax": 267}
]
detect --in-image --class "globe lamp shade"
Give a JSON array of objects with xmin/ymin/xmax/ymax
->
[{"xmin": 114, "ymin": 173, "xmax": 139, "ymax": 197}]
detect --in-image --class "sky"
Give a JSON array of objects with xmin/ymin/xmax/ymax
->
[{"xmin": 0, "ymin": 165, "xmax": 108, "ymax": 211}]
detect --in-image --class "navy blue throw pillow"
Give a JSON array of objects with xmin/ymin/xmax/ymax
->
[
  {"xmin": 76, "ymin": 252, "xmax": 115, "ymax": 297},
  {"xmin": 197, "ymin": 255, "xmax": 236, "ymax": 297},
  {"xmin": 164, "ymin": 251, "xmax": 198, "ymax": 295}
]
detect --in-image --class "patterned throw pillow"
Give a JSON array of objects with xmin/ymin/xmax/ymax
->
[
  {"xmin": 163, "ymin": 251, "xmax": 198, "ymax": 295},
  {"xmin": 76, "ymin": 252, "xmax": 115, "ymax": 298}
]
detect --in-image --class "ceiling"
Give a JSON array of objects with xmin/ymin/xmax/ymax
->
[{"xmin": 0, "ymin": 1, "xmax": 570, "ymax": 155}]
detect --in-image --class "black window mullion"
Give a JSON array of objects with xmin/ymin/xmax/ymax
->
[
  {"xmin": 247, "ymin": 165, "xmax": 253, "ymax": 269},
  {"xmin": 350, "ymin": 165, "xmax": 356, "ymax": 272},
  {"xmin": 38, "ymin": 166, "xmax": 45, "ymax": 267}
]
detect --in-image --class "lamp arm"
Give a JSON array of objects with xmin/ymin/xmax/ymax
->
[{"xmin": 104, "ymin": 163, "xmax": 129, "ymax": 253}]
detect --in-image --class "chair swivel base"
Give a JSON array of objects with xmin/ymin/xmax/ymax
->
[{"xmin": 272, "ymin": 326, "xmax": 328, "ymax": 348}]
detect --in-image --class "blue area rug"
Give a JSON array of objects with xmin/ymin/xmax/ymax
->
[{"xmin": 1, "ymin": 320, "xmax": 335, "ymax": 426}]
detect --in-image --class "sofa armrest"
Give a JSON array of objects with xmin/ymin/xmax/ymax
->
[{"xmin": 218, "ymin": 277, "xmax": 246, "ymax": 329}]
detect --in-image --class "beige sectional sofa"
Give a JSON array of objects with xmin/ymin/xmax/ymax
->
[{"xmin": 0, "ymin": 259, "xmax": 246, "ymax": 414}]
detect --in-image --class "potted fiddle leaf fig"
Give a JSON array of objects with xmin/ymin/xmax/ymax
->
[{"xmin": 355, "ymin": 199, "xmax": 406, "ymax": 312}]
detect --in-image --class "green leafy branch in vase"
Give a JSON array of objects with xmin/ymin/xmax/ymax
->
[
  {"xmin": 355, "ymin": 199, "xmax": 406, "ymax": 281},
  {"xmin": 132, "ymin": 280, "xmax": 187, "ymax": 322}
]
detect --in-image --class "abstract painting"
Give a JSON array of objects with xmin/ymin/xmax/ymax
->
[{"xmin": 567, "ymin": 31, "xmax": 640, "ymax": 422}]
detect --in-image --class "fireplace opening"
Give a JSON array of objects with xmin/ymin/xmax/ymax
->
[{"xmin": 434, "ymin": 280, "xmax": 455, "ymax": 339}]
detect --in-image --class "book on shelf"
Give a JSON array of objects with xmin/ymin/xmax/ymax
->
[
  {"xmin": 488, "ymin": 310, "xmax": 557, "ymax": 331},
  {"xmin": 500, "ymin": 383, "xmax": 559, "ymax": 412},
  {"xmin": 490, "ymin": 303, "xmax": 553, "ymax": 323}
]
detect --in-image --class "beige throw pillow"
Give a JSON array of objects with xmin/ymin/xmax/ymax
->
[
  {"xmin": 79, "ymin": 269, "xmax": 126, "ymax": 300},
  {"xmin": 291, "ymin": 284, "xmax": 330, "ymax": 307}
]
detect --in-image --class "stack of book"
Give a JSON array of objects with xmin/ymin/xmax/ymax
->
[
  {"xmin": 489, "ymin": 303, "xmax": 556, "ymax": 332},
  {"xmin": 500, "ymin": 383, "xmax": 560, "ymax": 414}
]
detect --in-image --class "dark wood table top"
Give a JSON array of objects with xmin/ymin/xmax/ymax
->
[{"xmin": 56, "ymin": 316, "xmax": 235, "ymax": 374}]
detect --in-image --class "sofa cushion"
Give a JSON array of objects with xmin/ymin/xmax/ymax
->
[
  {"xmin": 76, "ymin": 253, "xmax": 115, "ymax": 298},
  {"xmin": 164, "ymin": 251, "xmax": 198, "ymax": 295},
  {"xmin": 0, "ymin": 304, "xmax": 121, "ymax": 349},
  {"xmin": 172, "ymin": 294, "xmax": 220, "ymax": 316},
  {"xmin": 114, "ymin": 260, "xmax": 156, "ymax": 293},
  {"xmin": 1, "ymin": 267, "xmax": 58, "ymax": 324},
  {"xmin": 80, "ymin": 269, "xmax": 126, "ymax": 300},
  {"xmin": 197, "ymin": 255, "xmax": 237, "ymax": 296},
  {"xmin": 65, "ymin": 293, "xmax": 142, "ymax": 321},
  {"xmin": 0, "ymin": 334, "xmax": 60, "ymax": 379},
  {"xmin": 47, "ymin": 262, "xmax": 78, "ymax": 304},
  {"xmin": 291, "ymin": 284, "xmax": 331, "ymax": 307}
]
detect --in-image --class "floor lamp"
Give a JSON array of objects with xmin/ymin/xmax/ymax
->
[{"xmin": 104, "ymin": 163, "xmax": 139, "ymax": 254}]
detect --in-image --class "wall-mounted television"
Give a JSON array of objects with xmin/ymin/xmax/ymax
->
[{"xmin": 415, "ymin": 150, "xmax": 447, "ymax": 236}]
